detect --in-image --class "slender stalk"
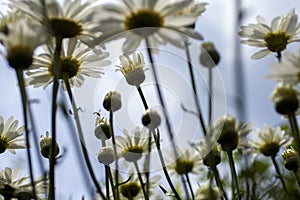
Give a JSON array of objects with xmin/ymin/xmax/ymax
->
[
  {"xmin": 208, "ymin": 68, "xmax": 213, "ymax": 125},
  {"xmin": 133, "ymin": 161, "xmax": 148, "ymax": 200},
  {"xmin": 185, "ymin": 173, "xmax": 195, "ymax": 200},
  {"xmin": 63, "ymin": 77, "xmax": 106, "ymax": 200},
  {"xmin": 212, "ymin": 167, "xmax": 228, "ymax": 200},
  {"xmin": 101, "ymin": 140, "xmax": 111, "ymax": 200},
  {"xmin": 15, "ymin": 69, "xmax": 36, "ymax": 199},
  {"xmin": 276, "ymin": 52, "xmax": 282, "ymax": 63},
  {"xmin": 137, "ymin": 86, "xmax": 180, "ymax": 199},
  {"xmin": 49, "ymin": 36, "xmax": 62, "ymax": 200},
  {"xmin": 227, "ymin": 151, "xmax": 241, "ymax": 200},
  {"xmin": 184, "ymin": 42, "xmax": 207, "ymax": 136},
  {"xmin": 271, "ymin": 156, "xmax": 289, "ymax": 196},
  {"xmin": 293, "ymin": 171, "xmax": 300, "ymax": 189},
  {"xmin": 288, "ymin": 114, "xmax": 300, "ymax": 154},
  {"xmin": 109, "ymin": 109, "xmax": 119, "ymax": 200}
]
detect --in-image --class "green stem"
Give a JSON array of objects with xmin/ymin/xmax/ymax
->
[
  {"xmin": 185, "ymin": 173, "xmax": 195, "ymax": 200},
  {"xmin": 227, "ymin": 151, "xmax": 241, "ymax": 200},
  {"xmin": 137, "ymin": 86, "xmax": 181, "ymax": 199},
  {"xmin": 15, "ymin": 69, "xmax": 36, "ymax": 199},
  {"xmin": 288, "ymin": 114, "xmax": 300, "ymax": 154},
  {"xmin": 63, "ymin": 77, "xmax": 106, "ymax": 200},
  {"xmin": 208, "ymin": 68, "xmax": 213, "ymax": 125},
  {"xmin": 109, "ymin": 109, "xmax": 119, "ymax": 200},
  {"xmin": 271, "ymin": 156, "xmax": 289, "ymax": 196},
  {"xmin": 184, "ymin": 42, "xmax": 207, "ymax": 136},
  {"xmin": 212, "ymin": 167, "xmax": 228, "ymax": 200},
  {"xmin": 276, "ymin": 51, "xmax": 282, "ymax": 63},
  {"xmin": 293, "ymin": 171, "xmax": 300, "ymax": 190},
  {"xmin": 134, "ymin": 161, "xmax": 148, "ymax": 200}
]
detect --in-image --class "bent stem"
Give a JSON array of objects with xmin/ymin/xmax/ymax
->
[
  {"xmin": 15, "ymin": 69, "xmax": 36, "ymax": 199},
  {"xmin": 184, "ymin": 42, "xmax": 207, "ymax": 136},
  {"xmin": 288, "ymin": 114, "xmax": 300, "ymax": 154},
  {"xmin": 63, "ymin": 77, "xmax": 106, "ymax": 200},
  {"xmin": 271, "ymin": 156, "xmax": 289, "ymax": 196},
  {"xmin": 133, "ymin": 161, "xmax": 148, "ymax": 200},
  {"xmin": 227, "ymin": 150, "xmax": 241, "ymax": 200}
]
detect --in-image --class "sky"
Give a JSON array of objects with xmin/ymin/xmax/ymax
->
[{"xmin": 0, "ymin": 0, "xmax": 300, "ymax": 199}]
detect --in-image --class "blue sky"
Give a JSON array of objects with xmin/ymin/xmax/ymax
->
[{"xmin": 0, "ymin": 0, "xmax": 300, "ymax": 199}]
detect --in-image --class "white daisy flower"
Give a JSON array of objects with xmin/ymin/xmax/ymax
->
[
  {"xmin": 25, "ymin": 38, "xmax": 111, "ymax": 89},
  {"xmin": 174, "ymin": 0, "xmax": 208, "ymax": 18},
  {"xmin": 266, "ymin": 48, "xmax": 300, "ymax": 85},
  {"xmin": 116, "ymin": 127, "xmax": 153, "ymax": 163},
  {"xmin": 169, "ymin": 146, "xmax": 203, "ymax": 176},
  {"xmin": 0, "ymin": 167, "xmax": 47, "ymax": 199},
  {"xmin": 8, "ymin": 0, "xmax": 100, "ymax": 44},
  {"xmin": 213, "ymin": 114, "xmax": 252, "ymax": 152},
  {"xmin": 0, "ymin": 116, "xmax": 26, "ymax": 154},
  {"xmin": 0, "ymin": 18, "xmax": 46, "ymax": 69},
  {"xmin": 92, "ymin": 0, "xmax": 203, "ymax": 52},
  {"xmin": 239, "ymin": 9, "xmax": 300, "ymax": 59},
  {"xmin": 248, "ymin": 124, "xmax": 292, "ymax": 159},
  {"xmin": 116, "ymin": 52, "xmax": 147, "ymax": 87}
]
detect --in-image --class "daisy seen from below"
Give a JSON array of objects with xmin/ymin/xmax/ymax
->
[
  {"xmin": 25, "ymin": 38, "xmax": 110, "ymax": 89},
  {"xmin": 0, "ymin": 116, "xmax": 26, "ymax": 154},
  {"xmin": 9, "ymin": 0, "xmax": 100, "ymax": 44},
  {"xmin": 239, "ymin": 9, "xmax": 300, "ymax": 59},
  {"xmin": 116, "ymin": 127, "xmax": 153, "ymax": 163},
  {"xmin": 0, "ymin": 9, "xmax": 25, "ymax": 35},
  {"xmin": 116, "ymin": 52, "xmax": 147, "ymax": 87},
  {"xmin": 92, "ymin": 0, "xmax": 203, "ymax": 52},
  {"xmin": 248, "ymin": 124, "xmax": 292, "ymax": 159},
  {"xmin": 169, "ymin": 146, "xmax": 203, "ymax": 176},
  {"xmin": 0, "ymin": 167, "xmax": 47, "ymax": 199},
  {"xmin": 213, "ymin": 114, "xmax": 252, "ymax": 152},
  {"xmin": 0, "ymin": 18, "xmax": 46, "ymax": 70},
  {"xmin": 266, "ymin": 48, "xmax": 300, "ymax": 85}
]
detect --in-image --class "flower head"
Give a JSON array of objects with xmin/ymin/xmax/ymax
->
[
  {"xmin": 92, "ymin": 0, "xmax": 203, "ymax": 52},
  {"xmin": 214, "ymin": 114, "xmax": 252, "ymax": 152},
  {"xmin": 266, "ymin": 48, "xmax": 300, "ymax": 85},
  {"xmin": 239, "ymin": 9, "xmax": 300, "ymax": 59},
  {"xmin": 116, "ymin": 52, "xmax": 146, "ymax": 87},
  {"xmin": 9, "ymin": 0, "xmax": 100, "ymax": 44},
  {"xmin": 25, "ymin": 38, "xmax": 110, "ymax": 89},
  {"xmin": 0, "ymin": 167, "xmax": 47, "ymax": 199},
  {"xmin": 102, "ymin": 91, "xmax": 122, "ymax": 112},
  {"xmin": 142, "ymin": 109, "xmax": 161, "ymax": 130},
  {"xmin": 94, "ymin": 115, "xmax": 111, "ymax": 141},
  {"xmin": 0, "ymin": 116, "xmax": 25, "ymax": 154},
  {"xmin": 0, "ymin": 19, "xmax": 46, "ymax": 69},
  {"xmin": 169, "ymin": 147, "xmax": 203, "ymax": 176},
  {"xmin": 248, "ymin": 124, "xmax": 292, "ymax": 158},
  {"xmin": 116, "ymin": 127, "xmax": 152, "ymax": 162},
  {"xmin": 40, "ymin": 131, "xmax": 60, "ymax": 159},
  {"xmin": 0, "ymin": 9, "xmax": 25, "ymax": 35},
  {"xmin": 270, "ymin": 82, "xmax": 300, "ymax": 115},
  {"xmin": 282, "ymin": 147, "xmax": 299, "ymax": 171}
]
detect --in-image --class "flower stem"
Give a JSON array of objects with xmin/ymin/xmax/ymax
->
[
  {"xmin": 276, "ymin": 52, "xmax": 282, "ymax": 63},
  {"xmin": 293, "ymin": 171, "xmax": 300, "ymax": 189},
  {"xmin": 184, "ymin": 42, "xmax": 207, "ymax": 136},
  {"xmin": 212, "ymin": 167, "xmax": 229, "ymax": 200},
  {"xmin": 63, "ymin": 77, "xmax": 106, "ymax": 200},
  {"xmin": 288, "ymin": 114, "xmax": 300, "ymax": 154},
  {"xmin": 109, "ymin": 109, "xmax": 120, "ymax": 200},
  {"xmin": 137, "ymin": 86, "xmax": 149, "ymax": 109},
  {"xmin": 271, "ymin": 156, "xmax": 289, "ymax": 196},
  {"xmin": 15, "ymin": 69, "xmax": 36, "ymax": 199},
  {"xmin": 133, "ymin": 161, "xmax": 148, "ymax": 200},
  {"xmin": 208, "ymin": 68, "xmax": 213, "ymax": 125},
  {"xmin": 185, "ymin": 173, "xmax": 195, "ymax": 200},
  {"xmin": 227, "ymin": 151, "xmax": 241, "ymax": 200}
]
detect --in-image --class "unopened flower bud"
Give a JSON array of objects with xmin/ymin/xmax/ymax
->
[
  {"xmin": 94, "ymin": 116, "xmax": 111, "ymax": 140},
  {"xmin": 103, "ymin": 91, "xmax": 122, "ymax": 112},
  {"xmin": 282, "ymin": 147, "xmax": 299, "ymax": 171},
  {"xmin": 270, "ymin": 83, "xmax": 299, "ymax": 115},
  {"xmin": 40, "ymin": 131, "xmax": 60, "ymax": 159},
  {"xmin": 203, "ymin": 144, "xmax": 221, "ymax": 168},
  {"xmin": 142, "ymin": 109, "xmax": 161, "ymax": 129},
  {"xmin": 97, "ymin": 147, "xmax": 115, "ymax": 165},
  {"xmin": 200, "ymin": 42, "xmax": 220, "ymax": 68}
]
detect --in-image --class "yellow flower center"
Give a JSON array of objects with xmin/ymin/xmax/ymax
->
[
  {"xmin": 50, "ymin": 18, "xmax": 83, "ymax": 38},
  {"xmin": 175, "ymin": 159, "xmax": 194, "ymax": 175},
  {"xmin": 0, "ymin": 136, "xmax": 9, "ymax": 154},
  {"xmin": 264, "ymin": 32, "xmax": 290, "ymax": 53},
  {"xmin": 49, "ymin": 57, "xmax": 80, "ymax": 79},
  {"xmin": 125, "ymin": 10, "xmax": 164, "ymax": 36},
  {"xmin": 123, "ymin": 146, "xmax": 144, "ymax": 162},
  {"xmin": 260, "ymin": 142, "xmax": 280, "ymax": 157},
  {"xmin": 120, "ymin": 182, "xmax": 141, "ymax": 198}
]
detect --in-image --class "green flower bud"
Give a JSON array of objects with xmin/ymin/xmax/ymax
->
[
  {"xmin": 103, "ymin": 91, "xmax": 122, "ymax": 112},
  {"xmin": 40, "ymin": 131, "xmax": 60, "ymax": 159},
  {"xmin": 200, "ymin": 42, "xmax": 220, "ymax": 68}
]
